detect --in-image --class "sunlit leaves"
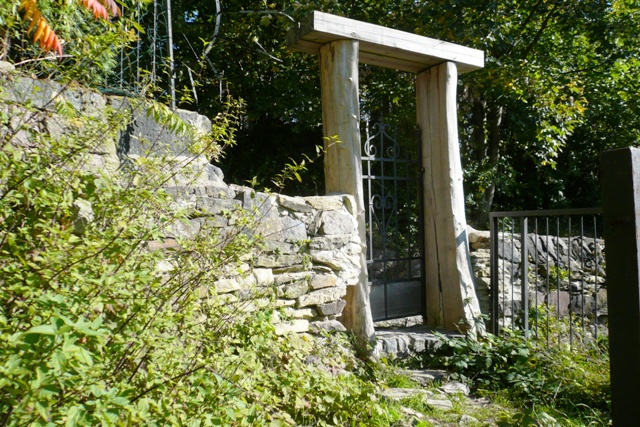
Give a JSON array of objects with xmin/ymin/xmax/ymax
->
[{"xmin": 19, "ymin": 0, "xmax": 63, "ymax": 56}]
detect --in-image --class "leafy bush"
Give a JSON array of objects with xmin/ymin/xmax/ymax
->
[
  {"xmin": 2, "ymin": 0, "xmax": 144, "ymax": 86},
  {"xmin": 0, "ymin": 77, "xmax": 398, "ymax": 426},
  {"xmin": 421, "ymin": 329, "xmax": 610, "ymax": 422}
]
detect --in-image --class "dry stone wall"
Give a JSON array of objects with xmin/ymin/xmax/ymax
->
[
  {"xmin": 1, "ymin": 66, "xmax": 359, "ymax": 335},
  {"xmin": 162, "ymin": 176, "xmax": 363, "ymax": 335},
  {"xmin": 468, "ymin": 227, "xmax": 607, "ymax": 332}
]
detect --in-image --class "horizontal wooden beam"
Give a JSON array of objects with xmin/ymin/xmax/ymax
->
[{"xmin": 287, "ymin": 11, "xmax": 484, "ymax": 74}]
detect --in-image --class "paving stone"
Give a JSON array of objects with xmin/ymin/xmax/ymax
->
[
  {"xmin": 401, "ymin": 369, "xmax": 447, "ymax": 386},
  {"xmin": 440, "ymin": 381, "xmax": 470, "ymax": 396}
]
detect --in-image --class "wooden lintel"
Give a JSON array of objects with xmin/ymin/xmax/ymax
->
[{"xmin": 287, "ymin": 11, "xmax": 484, "ymax": 74}]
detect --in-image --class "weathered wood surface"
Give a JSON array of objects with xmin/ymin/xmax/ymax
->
[
  {"xmin": 319, "ymin": 40, "xmax": 375, "ymax": 354},
  {"xmin": 600, "ymin": 147, "xmax": 640, "ymax": 426},
  {"xmin": 417, "ymin": 62, "xmax": 483, "ymax": 332},
  {"xmin": 288, "ymin": 11, "xmax": 484, "ymax": 74}
]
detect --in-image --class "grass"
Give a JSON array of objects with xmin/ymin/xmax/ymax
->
[{"xmin": 372, "ymin": 328, "xmax": 611, "ymax": 427}]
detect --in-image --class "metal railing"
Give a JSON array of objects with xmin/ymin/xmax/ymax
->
[{"xmin": 489, "ymin": 208, "xmax": 606, "ymax": 346}]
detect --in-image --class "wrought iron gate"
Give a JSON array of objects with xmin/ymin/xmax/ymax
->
[{"xmin": 363, "ymin": 119, "xmax": 425, "ymax": 321}]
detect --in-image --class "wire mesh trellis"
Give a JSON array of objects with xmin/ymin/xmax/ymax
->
[{"xmin": 107, "ymin": 0, "xmax": 177, "ymax": 105}]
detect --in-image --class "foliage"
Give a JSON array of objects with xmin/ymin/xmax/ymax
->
[
  {"xmin": 144, "ymin": 0, "xmax": 640, "ymax": 215},
  {"xmin": 420, "ymin": 329, "xmax": 610, "ymax": 424},
  {"xmin": 2, "ymin": 0, "xmax": 143, "ymax": 86},
  {"xmin": 0, "ymin": 75, "xmax": 400, "ymax": 426}
]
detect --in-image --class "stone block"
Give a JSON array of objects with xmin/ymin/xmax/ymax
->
[
  {"xmin": 283, "ymin": 307, "xmax": 318, "ymax": 319},
  {"xmin": 319, "ymin": 210, "xmax": 356, "ymax": 236},
  {"xmin": 215, "ymin": 277, "xmax": 242, "ymax": 294},
  {"xmin": 546, "ymin": 291, "xmax": 571, "ymax": 317},
  {"xmin": 205, "ymin": 184, "xmax": 235, "ymax": 199},
  {"xmin": 254, "ymin": 268, "xmax": 274, "ymax": 286},
  {"xmin": 283, "ymin": 281, "xmax": 309, "ymax": 299},
  {"xmin": 278, "ymin": 194, "xmax": 314, "ymax": 212},
  {"xmin": 196, "ymin": 197, "xmax": 241, "ymax": 215},
  {"xmin": 281, "ymin": 215, "xmax": 308, "ymax": 242},
  {"xmin": 274, "ymin": 299, "xmax": 296, "ymax": 308},
  {"xmin": 309, "ymin": 320, "xmax": 346, "ymax": 332},
  {"xmin": 311, "ymin": 250, "xmax": 343, "ymax": 270},
  {"xmin": 297, "ymin": 287, "xmax": 347, "ymax": 308},
  {"xmin": 273, "ymin": 272, "xmax": 310, "ymax": 285},
  {"xmin": 317, "ymin": 299, "xmax": 347, "ymax": 316},
  {"xmin": 254, "ymin": 254, "xmax": 305, "ymax": 269},
  {"xmin": 310, "ymin": 273, "xmax": 338, "ymax": 290},
  {"xmin": 309, "ymin": 235, "xmax": 352, "ymax": 251},
  {"xmin": 305, "ymin": 196, "xmax": 344, "ymax": 211},
  {"xmin": 275, "ymin": 320, "xmax": 310, "ymax": 335}
]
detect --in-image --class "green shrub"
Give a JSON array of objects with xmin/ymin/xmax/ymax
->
[
  {"xmin": 421, "ymin": 329, "xmax": 610, "ymax": 423},
  {"xmin": 0, "ymin": 79, "xmax": 399, "ymax": 426}
]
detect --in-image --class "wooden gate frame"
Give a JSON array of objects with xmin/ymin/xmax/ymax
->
[{"xmin": 287, "ymin": 12, "xmax": 485, "ymax": 349}]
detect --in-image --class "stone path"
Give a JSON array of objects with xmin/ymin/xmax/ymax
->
[{"xmin": 378, "ymin": 369, "xmax": 494, "ymax": 427}]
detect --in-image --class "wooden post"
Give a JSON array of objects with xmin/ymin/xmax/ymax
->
[
  {"xmin": 417, "ymin": 62, "xmax": 483, "ymax": 332},
  {"xmin": 600, "ymin": 147, "xmax": 640, "ymax": 425},
  {"xmin": 319, "ymin": 40, "xmax": 375, "ymax": 354}
]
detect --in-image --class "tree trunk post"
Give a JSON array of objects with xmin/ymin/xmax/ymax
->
[
  {"xmin": 417, "ymin": 62, "xmax": 483, "ymax": 333},
  {"xmin": 600, "ymin": 147, "xmax": 640, "ymax": 425},
  {"xmin": 319, "ymin": 40, "xmax": 375, "ymax": 355}
]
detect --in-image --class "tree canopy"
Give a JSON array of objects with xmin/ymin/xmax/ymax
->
[{"xmin": 6, "ymin": 0, "xmax": 638, "ymax": 222}]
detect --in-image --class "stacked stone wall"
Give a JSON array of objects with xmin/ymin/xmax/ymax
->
[
  {"xmin": 1, "ymin": 66, "xmax": 359, "ymax": 335},
  {"xmin": 468, "ymin": 227, "xmax": 607, "ymax": 332}
]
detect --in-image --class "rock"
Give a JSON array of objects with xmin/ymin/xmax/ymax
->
[
  {"xmin": 426, "ymin": 398, "xmax": 454, "ymax": 410},
  {"xmin": 440, "ymin": 382, "xmax": 470, "ymax": 396},
  {"xmin": 278, "ymin": 194, "xmax": 313, "ymax": 212},
  {"xmin": 283, "ymin": 307, "xmax": 317, "ymax": 319},
  {"xmin": 275, "ymin": 319, "xmax": 309, "ymax": 335},
  {"xmin": 310, "ymin": 273, "xmax": 338, "ymax": 290},
  {"xmin": 297, "ymin": 287, "xmax": 347, "ymax": 308},
  {"xmin": 310, "ymin": 320, "xmax": 346, "ymax": 332},
  {"xmin": 282, "ymin": 281, "xmax": 309, "ymax": 299},
  {"xmin": 401, "ymin": 369, "xmax": 447, "ymax": 386},
  {"xmin": 319, "ymin": 210, "xmax": 356, "ymax": 235},
  {"xmin": 273, "ymin": 272, "xmax": 310, "ymax": 285},
  {"xmin": 547, "ymin": 291, "xmax": 571, "ymax": 317},
  {"xmin": 317, "ymin": 299, "xmax": 347, "ymax": 316},
  {"xmin": 305, "ymin": 196, "xmax": 344, "ymax": 211},
  {"xmin": 253, "ymin": 268, "xmax": 274, "ymax": 286},
  {"xmin": 379, "ymin": 388, "xmax": 431, "ymax": 400},
  {"xmin": 459, "ymin": 414, "xmax": 480, "ymax": 425},
  {"xmin": 0, "ymin": 61, "xmax": 16, "ymax": 73},
  {"xmin": 204, "ymin": 184, "xmax": 235, "ymax": 199},
  {"xmin": 280, "ymin": 215, "xmax": 307, "ymax": 242}
]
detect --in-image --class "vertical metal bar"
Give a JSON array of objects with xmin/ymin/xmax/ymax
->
[
  {"xmin": 568, "ymin": 216, "xmax": 573, "ymax": 347},
  {"xmin": 166, "ymin": 0, "xmax": 176, "ymax": 109},
  {"xmin": 152, "ymin": 0, "xmax": 158, "ymax": 85},
  {"xmin": 546, "ymin": 217, "xmax": 550, "ymax": 348},
  {"xmin": 556, "ymin": 216, "xmax": 561, "ymax": 325},
  {"xmin": 580, "ymin": 216, "xmax": 585, "ymax": 337},
  {"xmin": 501, "ymin": 219, "xmax": 506, "ymax": 332},
  {"xmin": 380, "ymin": 123, "xmax": 388, "ymax": 320},
  {"xmin": 534, "ymin": 218, "xmax": 539, "ymax": 339},
  {"xmin": 594, "ymin": 216, "xmax": 599, "ymax": 341},
  {"xmin": 521, "ymin": 217, "xmax": 529, "ymax": 336},
  {"xmin": 416, "ymin": 125, "xmax": 426, "ymax": 318},
  {"xmin": 490, "ymin": 214, "xmax": 499, "ymax": 334},
  {"xmin": 511, "ymin": 220, "xmax": 515, "ymax": 329}
]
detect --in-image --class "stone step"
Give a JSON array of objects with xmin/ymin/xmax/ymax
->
[{"xmin": 374, "ymin": 325, "xmax": 462, "ymax": 358}]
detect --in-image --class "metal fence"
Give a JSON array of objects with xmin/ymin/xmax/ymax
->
[{"xmin": 489, "ymin": 208, "xmax": 606, "ymax": 346}]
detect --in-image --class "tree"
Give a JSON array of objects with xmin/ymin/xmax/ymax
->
[{"xmin": 2, "ymin": 0, "xmax": 141, "ymax": 86}]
